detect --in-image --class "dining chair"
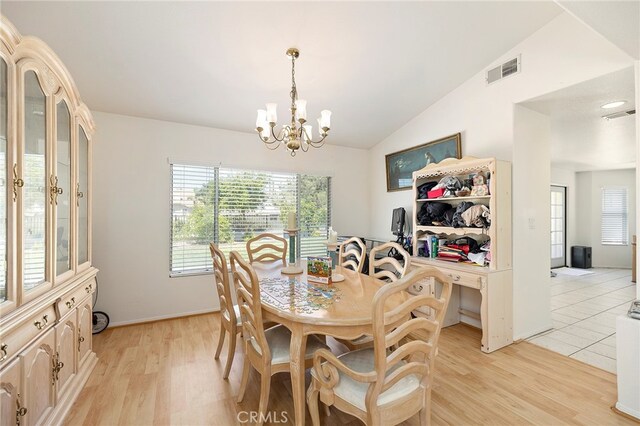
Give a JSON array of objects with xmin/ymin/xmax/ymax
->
[
  {"xmin": 369, "ymin": 242, "xmax": 411, "ymax": 282},
  {"xmin": 307, "ymin": 267, "xmax": 453, "ymax": 426},
  {"xmin": 246, "ymin": 233, "xmax": 288, "ymax": 265},
  {"xmin": 230, "ymin": 251, "xmax": 329, "ymax": 426},
  {"xmin": 340, "ymin": 242, "xmax": 412, "ymax": 350},
  {"xmin": 338, "ymin": 237, "xmax": 367, "ymax": 273},
  {"xmin": 210, "ymin": 243, "xmax": 241, "ymax": 380}
]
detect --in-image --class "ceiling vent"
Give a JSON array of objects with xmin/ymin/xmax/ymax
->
[
  {"xmin": 602, "ymin": 109, "xmax": 636, "ymax": 120},
  {"xmin": 486, "ymin": 55, "xmax": 521, "ymax": 85}
]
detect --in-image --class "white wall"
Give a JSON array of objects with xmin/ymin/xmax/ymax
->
[
  {"xmin": 513, "ymin": 105, "xmax": 552, "ymax": 337},
  {"xmin": 575, "ymin": 169, "xmax": 636, "ymax": 268},
  {"xmin": 91, "ymin": 112, "xmax": 370, "ymax": 326},
  {"xmin": 551, "ymin": 166, "xmax": 578, "ymax": 260},
  {"xmin": 367, "ymin": 12, "xmax": 633, "ymax": 339}
]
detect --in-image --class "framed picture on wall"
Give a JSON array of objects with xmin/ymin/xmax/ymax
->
[{"xmin": 385, "ymin": 133, "xmax": 462, "ymax": 192}]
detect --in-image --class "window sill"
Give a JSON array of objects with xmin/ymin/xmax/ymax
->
[{"xmin": 169, "ymin": 270, "xmax": 213, "ymax": 278}]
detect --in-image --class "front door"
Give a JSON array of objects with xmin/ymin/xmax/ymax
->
[{"xmin": 551, "ymin": 185, "xmax": 566, "ymax": 268}]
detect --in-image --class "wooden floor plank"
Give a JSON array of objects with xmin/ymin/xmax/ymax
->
[{"xmin": 64, "ymin": 314, "xmax": 635, "ymax": 425}]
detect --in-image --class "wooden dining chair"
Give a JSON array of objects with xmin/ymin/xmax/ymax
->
[
  {"xmin": 210, "ymin": 243, "xmax": 241, "ymax": 380},
  {"xmin": 246, "ymin": 233, "xmax": 288, "ymax": 265},
  {"xmin": 369, "ymin": 242, "xmax": 411, "ymax": 281},
  {"xmin": 340, "ymin": 242, "xmax": 412, "ymax": 350},
  {"xmin": 338, "ymin": 237, "xmax": 366, "ymax": 273},
  {"xmin": 307, "ymin": 267, "xmax": 453, "ymax": 426},
  {"xmin": 230, "ymin": 251, "xmax": 329, "ymax": 426}
]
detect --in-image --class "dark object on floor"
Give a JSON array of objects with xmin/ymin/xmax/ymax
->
[
  {"xmin": 571, "ymin": 246, "xmax": 592, "ymax": 269},
  {"xmin": 550, "ymin": 271, "xmax": 557, "ymax": 278},
  {"xmin": 93, "ymin": 311, "xmax": 110, "ymax": 334}
]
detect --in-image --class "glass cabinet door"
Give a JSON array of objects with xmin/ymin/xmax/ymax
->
[
  {"xmin": 77, "ymin": 126, "xmax": 88, "ymax": 266},
  {"xmin": 55, "ymin": 101, "xmax": 71, "ymax": 277},
  {"xmin": 0, "ymin": 59, "xmax": 7, "ymax": 303},
  {"xmin": 22, "ymin": 71, "xmax": 47, "ymax": 292}
]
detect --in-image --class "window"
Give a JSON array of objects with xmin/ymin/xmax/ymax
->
[
  {"xmin": 170, "ymin": 164, "xmax": 331, "ymax": 276},
  {"xmin": 601, "ymin": 187, "xmax": 628, "ymax": 245}
]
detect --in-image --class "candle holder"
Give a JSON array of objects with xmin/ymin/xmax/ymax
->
[
  {"xmin": 282, "ymin": 228, "xmax": 303, "ymax": 275},
  {"xmin": 325, "ymin": 240, "xmax": 345, "ymax": 282}
]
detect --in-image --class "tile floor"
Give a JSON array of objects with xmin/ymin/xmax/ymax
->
[{"xmin": 527, "ymin": 268, "xmax": 636, "ymax": 373}]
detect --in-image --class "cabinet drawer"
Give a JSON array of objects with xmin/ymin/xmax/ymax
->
[
  {"xmin": 0, "ymin": 304, "xmax": 56, "ymax": 368},
  {"xmin": 57, "ymin": 278, "xmax": 95, "ymax": 318},
  {"xmin": 406, "ymin": 278, "xmax": 434, "ymax": 316},
  {"xmin": 445, "ymin": 270, "xmax": 482, "ymax": 289}
]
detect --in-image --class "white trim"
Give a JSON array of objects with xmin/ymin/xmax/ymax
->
[{"xmin": 107, "ymin": 308, "xmax": 218, "ymax": 328}]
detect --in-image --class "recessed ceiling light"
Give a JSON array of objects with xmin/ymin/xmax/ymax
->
[{"xmin": 601, "ymin": 100, "xmax": 626, "ymax": 109}]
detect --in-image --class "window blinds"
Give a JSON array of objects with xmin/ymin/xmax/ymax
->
[
  {"xmin": 170, "ymin": 164, "xmax": 331, "ymax": 276},
  {"xmin": 601, "ymin": 187, "xmax": 628, "ymax": 245}
]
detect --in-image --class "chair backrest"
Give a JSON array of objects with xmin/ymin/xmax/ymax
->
[
  {"xmin": 367, "ymin": 267, "xmax": 452, "ymax": 412},
  {"xmin": 210, "ymin": 243, "xmax": 236, "ymax": 325},
  {"xmin": 229, "ymin": 251, "xmax": 271, "ymax": 360},
  {"xmin": 369, "ymin": 242, "xmax": 411, "ymax": 282},
  {"xmin": 338, "ymin": 237, "xmax": 366, "ymax": 273},
  {"xmin": 246, "ymin": 233, "xmax": 288, "ymax": 265}
]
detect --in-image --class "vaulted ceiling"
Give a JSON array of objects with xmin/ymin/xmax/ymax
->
[{"xmin": 2, "ymin": 1, "xmax": 564, "ymax": 148}]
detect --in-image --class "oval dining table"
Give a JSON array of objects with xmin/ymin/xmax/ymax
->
[{"xmin": 251, "ymin": 261, "xmax": 409, "ymax": 426}]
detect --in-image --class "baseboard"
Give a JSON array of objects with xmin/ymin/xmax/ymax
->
[
  {"xmin": 108, "ymin": 308, "xmax": 218, "ymax": 328},
  {"xmin": 613, "ymin": 403, "xmax": 640, "ymax": 422},
  {"xmin": 48, "ymin": 352, "xmax": 98, "ymax": 425},
  {"xmin": 514, "ymin": 323, "xmax": 553, "ymax": 341}
]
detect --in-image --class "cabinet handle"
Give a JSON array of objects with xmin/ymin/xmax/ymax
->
[
  {"xmin": 412, "ymin": 284, "xmax": 424, "ymax": 293},
  {"xmin": 449, "ymin": 274, "xmax": 461, "ymax": 282},
  {"xmin": 78, "ymin": 334, "xmax": 85, "ymax": 352},
  {"xmin": 0, "ymin": 343, "xmax": 7, "ymax": 361},
  {"xmin": 34, "ymin": 314, "xmax": 49, "ymax": 330},
  {"xmin": 49, "ymin": 175, "xmax": 63, "ymax": 205},
  {"xmin": 52, "ymin": 352, "xmax": 64, "ymax": 385},
  {"xmin": 12, "ymin": 164, "xmax": 23, "ymax": 202},
  {"xmin": 85, "ymin": 283, "xmax": 93, "ymax": 293},
  {"xmin": 76, "ymin": 183, "xmax": 84, "ymax": 207},
  {"xmin": 65, "ymin": 297, "xmax": 76, "ymax": 309},
  {"xmin": 16, "ymin": 393, "xmax": 27, "ymax": 426}
]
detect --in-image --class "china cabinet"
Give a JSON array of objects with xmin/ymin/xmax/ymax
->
[
  {"xmin": 411, "ymin": 156, "xmax": 513, "ymax": 352},
  {"xmin": 0, "ymin": 14, "xmax": 97, "ymax": 424}
]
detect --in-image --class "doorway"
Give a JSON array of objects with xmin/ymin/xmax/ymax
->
[{"xmin": 550, "ymin": 185, "xmax": 566, "ymax": 268}]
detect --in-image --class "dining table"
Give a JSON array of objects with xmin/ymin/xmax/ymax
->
[{"xmin": 251, "ymin": 260, "xmax": 409, "ymax": 426}]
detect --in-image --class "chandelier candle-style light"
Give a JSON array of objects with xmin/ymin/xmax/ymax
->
[{"xmin": 256, "ymin": 48, "xmax": 331, "ymax": 156}]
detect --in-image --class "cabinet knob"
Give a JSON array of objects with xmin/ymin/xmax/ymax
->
[
  {"xmin": 449, "ymin": 274, "xmax": 461, "ymax": 282},
  {"xmin": 66, "ymin": 297, "xmax": 76, "ymax": 309},
  {"xmin": 85, "ymin": 283, "xmax": 93, "ymax": 293},
  {"xmin": 0, "ymin": 343, "xmax": 7, "ymax": 362}
]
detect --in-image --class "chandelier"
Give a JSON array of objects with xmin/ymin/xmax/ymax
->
[{"xmin": 255, "ymin": 48, "xmax": 331, "ymax": 156}]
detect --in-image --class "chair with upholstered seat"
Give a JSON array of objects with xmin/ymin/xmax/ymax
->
[
  {"xmin": 246, "ymin": 233, "xmax": 288, "ymax": 265},
  {"xmin": 230, "ymin": 251, "xmax": 329, "ymax": 426},
  {"xmin": 307, "ymin": 267, "xmax": 453, "ymax": 426},
  {"xmin": 338, "ymin": 237, "xmax": 366, "ymax": 273},
  {"xmin": 210, "ymin": 243, "xmax": 241, "ymax": 380}
]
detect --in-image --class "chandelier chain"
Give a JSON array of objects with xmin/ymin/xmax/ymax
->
[{"xmin": 290, "ymin": 54, "xmax": 297, "ymax": 112}]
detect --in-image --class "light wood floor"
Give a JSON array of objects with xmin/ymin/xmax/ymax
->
[{"xmin": 65, "ymin": 313, "xmax": 636, "ymax": 425}]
